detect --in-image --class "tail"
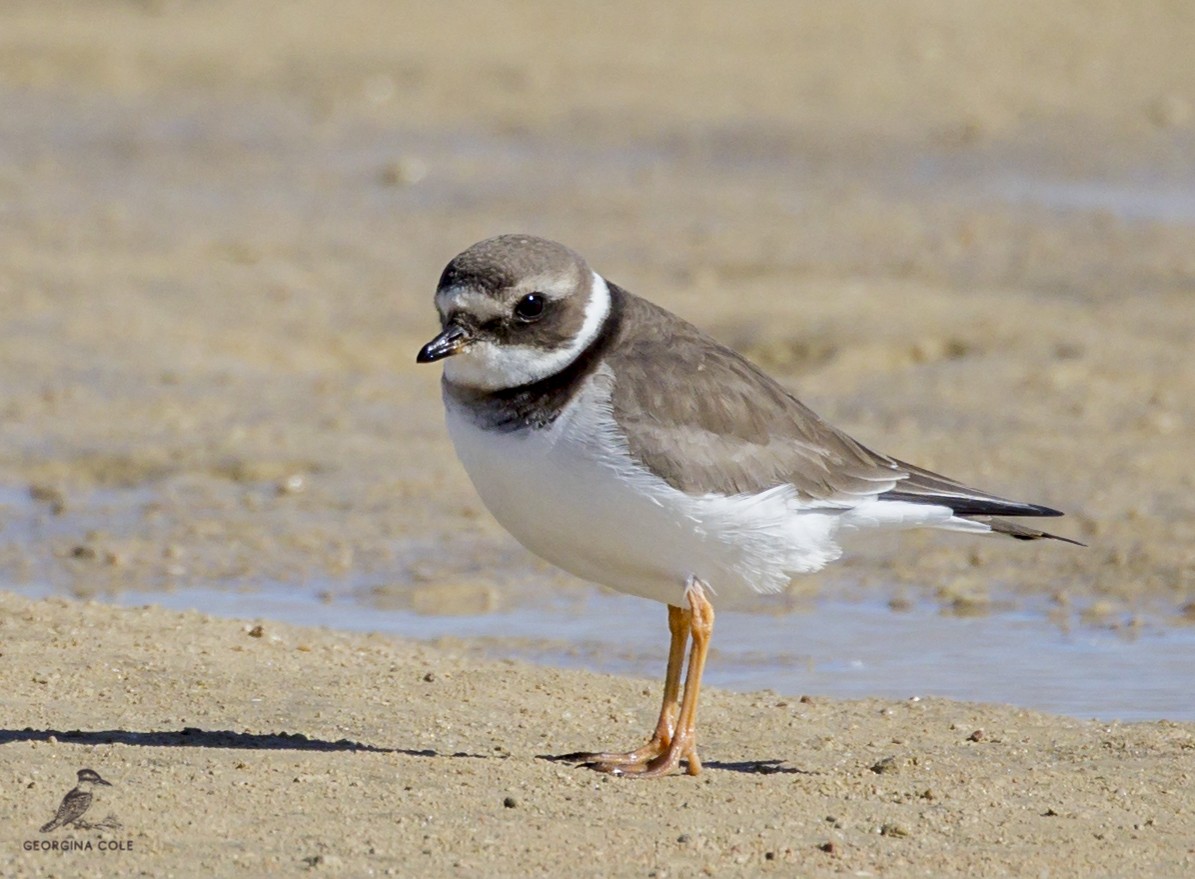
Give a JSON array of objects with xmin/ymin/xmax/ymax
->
[
  {"xmin": 40, "ymin": 818, "xmax": 62, "ymax": 833},
  {"xmin": 974, "ymin": 516, "xmax": 1086, "ymax": 546}
]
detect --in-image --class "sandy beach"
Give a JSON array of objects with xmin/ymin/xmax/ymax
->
[
  {"xmin": 4, "ymin": 593, "xmax": 1194, "ymax": 878},
  {"xmin": 2, "ymin": 1, "xmax": 1194, "ymax": 874}
]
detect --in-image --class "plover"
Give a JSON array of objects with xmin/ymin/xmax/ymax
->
[
  {"xmin": 418, "ymin": 234, "xmax": 1079, "ymax": 778},
  {"xmin": 40, "ymin": 768, "xmax": 112, "ymax": 832}
]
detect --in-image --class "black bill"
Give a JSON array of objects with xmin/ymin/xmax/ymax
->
[{"xmin": 417, "ymin": 323, "xmax": 472, "ymax": 363}]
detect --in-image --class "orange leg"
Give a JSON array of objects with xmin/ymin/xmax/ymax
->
[
  {"xmin": 573, "ymin": 577, "xmax": 716, "ymax": 778},
  {"xmin": 558, "ymin": 603, "xmax": 689, "ymax": 768}
]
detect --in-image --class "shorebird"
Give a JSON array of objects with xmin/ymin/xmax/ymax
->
[{"xmin": 418, "ymin": 234, "xmax": 1079, "ymax": 777}]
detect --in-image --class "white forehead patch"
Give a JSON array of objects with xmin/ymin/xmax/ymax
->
[{"xmin": 443, "ymin": 272, "xmax": 612, "ymax": 391}]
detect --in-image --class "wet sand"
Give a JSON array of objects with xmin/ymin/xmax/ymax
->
[{"xmin": 2, "ymin": 1, "xmax": 1195, "ymax": 874}]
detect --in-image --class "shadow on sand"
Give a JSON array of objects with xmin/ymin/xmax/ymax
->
[
  {"xmin": 2, "ymin": 728, "xmax": 803, "ymax": 774},
  {"xmin": 0, "ymin": 727, "xmax": 482, "ymax": 758}
]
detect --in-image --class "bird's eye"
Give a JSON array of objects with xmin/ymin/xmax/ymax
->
[{"xmin": 514, "ymin": 293, "xmax": 546, "ymax": 322}]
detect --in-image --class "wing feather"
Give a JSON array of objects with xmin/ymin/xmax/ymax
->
[{"xmin": 607, "ymin": 288, "xmax": 1064, "ymax": 524}]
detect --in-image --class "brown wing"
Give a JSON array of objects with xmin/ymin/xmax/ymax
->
[{"xmin": 606, "ymin": 288, "xmax": 1063, "ymax": 519}]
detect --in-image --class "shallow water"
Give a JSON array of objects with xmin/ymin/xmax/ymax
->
[{"xmin": 12, "ymin": 578, "xmax": 1193, "ymax": 723}]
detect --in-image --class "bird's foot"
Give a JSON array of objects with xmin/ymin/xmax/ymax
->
[
  {"xmin": 560, "ymin": 733, "xmax": 701, "ymax": 778},
  {"xmin": 555, "ymin": 734, "xmax": 668, "ymax": 769},
  {"xmin": 588, "ymin": 736, "xmax": 701, "ymax": 778}
]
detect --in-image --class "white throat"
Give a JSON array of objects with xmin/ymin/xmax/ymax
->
[{"xmin": 443, "ymin": 272, "xmax": 612, "ymax": 391}]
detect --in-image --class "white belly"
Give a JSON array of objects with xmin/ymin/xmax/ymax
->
[{"xmin": 443, "ymin": 372, "xmax": 847, "ymax": 605}]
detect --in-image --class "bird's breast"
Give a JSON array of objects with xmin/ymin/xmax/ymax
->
[{"xmin": 441, "ymin": 373, "xmax": 836, "ymax": 603}]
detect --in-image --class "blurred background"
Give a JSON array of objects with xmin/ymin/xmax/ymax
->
[{"xmin": 1, "ymin": 1, "xmax": 1193, "ymax": 718}]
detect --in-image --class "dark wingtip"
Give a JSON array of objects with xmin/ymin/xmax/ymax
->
[
  {"xmin": 879, "ymin": 491, "xmax": 1066, "ymax": 518},
  {"xmin": 1023, "ymin": 503, "xmax": 1066, "ymax": 518}
]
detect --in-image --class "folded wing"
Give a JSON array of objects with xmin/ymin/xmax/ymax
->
[{"xmin": 607, "ymin": 290, "xmax": 1079, "ymax": 544}]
